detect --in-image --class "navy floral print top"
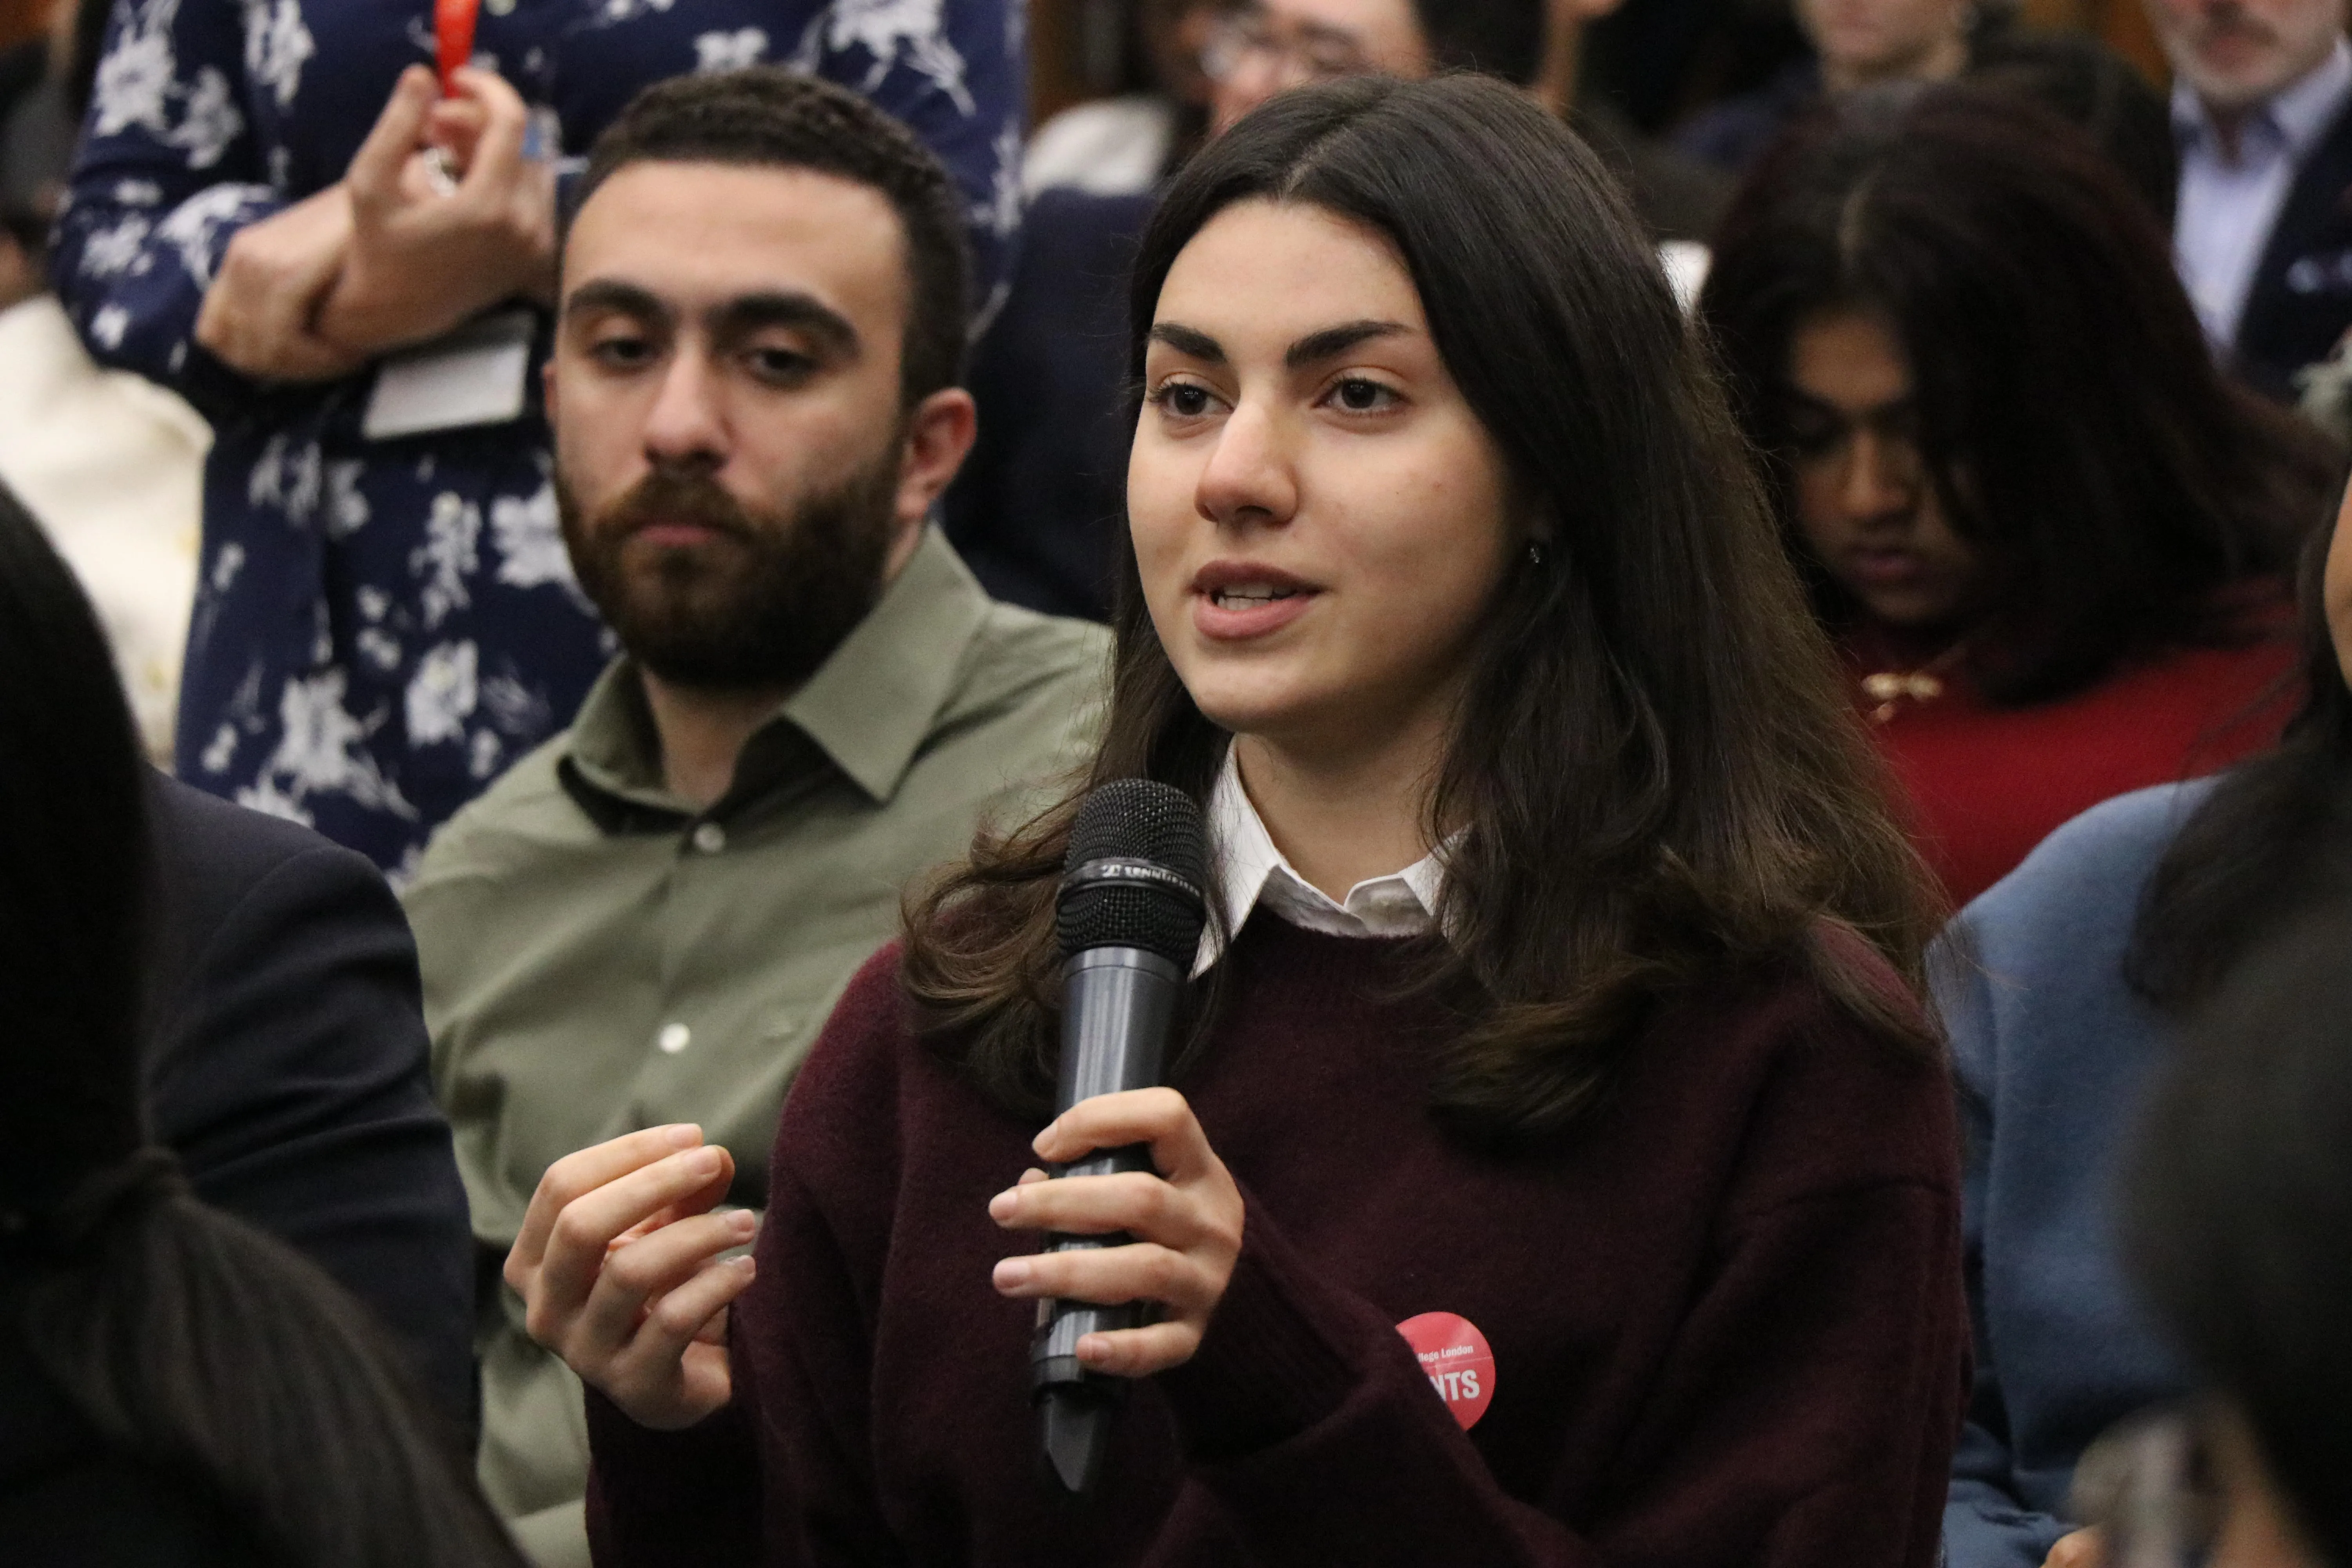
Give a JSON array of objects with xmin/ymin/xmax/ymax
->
[{"xmin": 53, "ymin": 0, "xmax": 1024, "ymax": 876}]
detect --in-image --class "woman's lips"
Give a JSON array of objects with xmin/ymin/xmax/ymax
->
[
  {"xmin": 1191, "ymin": 583, "xmax": 1319, "ymax": 641},
  {"xmin": 1188, "ymin": 561, "xmax": 1321, "ymax": 641},
  {"xmin": 1843, "ymin": 548, "xmax": 1930, "ymax": 590}
]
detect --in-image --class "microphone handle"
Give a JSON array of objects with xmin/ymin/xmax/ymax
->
[{"xmin": 1031, "ymin": 945, "xmax": 1184, "ymax": 1492}]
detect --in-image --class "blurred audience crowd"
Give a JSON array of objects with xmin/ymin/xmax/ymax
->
[{"xmin": 4, "ymin": 0, "xmax": 2352, "ymax": 1564}]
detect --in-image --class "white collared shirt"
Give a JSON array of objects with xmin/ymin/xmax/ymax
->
[
  {"xmin": 1191, "ymin": 749, "xmax": 1446, "ymax": 978},
  {"xmin": 2174, "ymin": 39, "xmax": 2352, "ymax": 349}
]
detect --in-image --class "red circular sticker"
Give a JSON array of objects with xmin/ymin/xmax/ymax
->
[{"xmin": 1396, "ymin": 1311, "xmax": 1495, "ymax": 1430}]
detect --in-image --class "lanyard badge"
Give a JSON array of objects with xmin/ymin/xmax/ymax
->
[{"xmin": 435, "ymin": 0, "xmax": 479, "ymax": 91}]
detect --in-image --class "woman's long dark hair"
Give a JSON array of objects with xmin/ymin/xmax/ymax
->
[
  {"xmin": 904, "ymin": 74, "xmax": 1940, "ymax": 1145},
  {"xmin": 0, "ymin": 483, "xmax": 522, "ymax": 1567},
  {"xmin": 2127, "ymin": 508, "xmax": 2352, "ymax": 1010},
  {"xmin": 1702, "ymin": 85, "xmax": 2337, "ymax": 707}
]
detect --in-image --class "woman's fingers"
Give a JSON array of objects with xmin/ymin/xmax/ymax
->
[
  {"xmin": 445, "ymin": 65, "xmax": 530, "ymax": 193},
  {"xmin": 1033, "ymin": 1087, "xmax": 1220, "ymax": 1182},
  {"xmin": 991, "ymin": 1239, "xmax": 1218, "ymax": 1316},
  {"xmin": 422, "ymin": 97, "xmax": 489, "ymax": 168},
  {"xmin": 504, "ymin": 1128, "xmax": 758, "ymax": 1432},
  {"xmin": 595, "ymin": 1261, "xmax": 751, "ymax": 1430},
  {"xmin": 347, "ymin": 67, "xmax": 438, "ymax": 212},
  {"xmin": 2042, "ymin": 1530, "xmax": 2103, "ymax": 1568},
  {"xmin": 1072, "ymin": 1320, "xmax": 1200, "ymax": 1378},
  {"xmin": 512, "ymin": 1145, "xmax": 734, "ymax": 1343},
  {"xmin": 989, "ymin": 1168, "xmax": 1210, "ymax": 1246},
  {"xmin": 194, "ymin": 185, "xmax": 361, "ymax": 379},
  {"xmin": 537, "ymin": 1145, "xmax": 732, "ymax": 1286},
  {"xmin": 570, "ymin": 1207, "xmax": 757, "ymax": 1352},
  {"xmin": 985, "ymin": 1091, "xmax": 1245, "ymax": 1380},
  {"xmin": 510, "ymin": 1123, "xmax": 706, "ymax": 1279},
  {"xmin": 319, "ymin": 63, "xmax": 556, "ymax": 353},
  {"xmin": 615, "ymin": 1255, "xmax": 757, "ymax": 1371}
]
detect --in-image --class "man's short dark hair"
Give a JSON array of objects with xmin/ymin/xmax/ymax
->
[
  {"xmin": 574, "ymin": 67, "xmax": 972, "ymax": 406},
  {"xmin": 1410, "ymin": 0, "xmax": 1545, "ymax": 86}
]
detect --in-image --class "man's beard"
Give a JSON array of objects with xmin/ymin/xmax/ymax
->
[{"xmin": 559, "ymin": 449, "xmax": 902, "ymax": 694}]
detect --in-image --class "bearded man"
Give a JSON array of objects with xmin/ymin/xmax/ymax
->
[{"xmin": 402, "ymin": 69, "xmax": 1107, "ymax": 1567}]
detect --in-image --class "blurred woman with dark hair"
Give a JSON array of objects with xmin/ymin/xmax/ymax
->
[
  {"xmin": 2084, "ymin": 905, "xmax": 2352, "ymax": 1568},
  {"xmin": 1702, "ymin": 84, "xmax": 2340, "ymax": 907},
  {"xmin": 1927, "ymin": 474, "xmax": 2352, "ymax": 1568},
  {"xmin": 0, "ymin": 479, "xmax": 521, "ymax": 1568},
  {"xmin": 513, "ymin": 73, "xmax": 1966, "ymax": 1566}
]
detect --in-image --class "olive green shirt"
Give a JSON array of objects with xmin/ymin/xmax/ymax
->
[{"xmin": 405, "ymin": 531, "xmax": 1107, "ymax": 1563}]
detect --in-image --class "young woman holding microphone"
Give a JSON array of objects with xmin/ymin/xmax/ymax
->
[{"xmin": 509, "ymin": 73, "xmax": 1967, "ymax": 1566}]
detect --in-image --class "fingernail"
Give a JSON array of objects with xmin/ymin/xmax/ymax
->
[
  {"xmin": 664, "ymin": 1124, "xmax": 699, "ymax": 1148},
  {"xmin": 728, "ymin": 1209, "xmax": 757, "ymax": 1238},
  {"xmin": 734, "ymin": 1255, "xmax": 756, "ymax": 1277},
  {"xmin": 987, "ymin": 1189, "xmax": 1018, "ymax": 1221},
  {"xmin": 687, "ymin": 1147, "xmax": 722, "ymax": 1175},
  {"xmin": 993, "ymin": 1258, "xmax": 1032, "ymax": 1289},
  {"xmin": 1076, "ymin": 1334, "xmax": 1107, "ymax": 1365}
]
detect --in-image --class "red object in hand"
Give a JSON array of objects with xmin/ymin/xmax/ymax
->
[{"xmin": 435, "ymin": 0, "xmax": 478, "ymax": 91}]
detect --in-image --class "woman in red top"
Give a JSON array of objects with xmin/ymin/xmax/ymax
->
[
  {"xmin": 1702, "ymin": 86, "xmax": 2340, "ymax": 906},
  {"xmin": 510, "ymin": 75, "xmax": 1964, "ymax": 1566}
]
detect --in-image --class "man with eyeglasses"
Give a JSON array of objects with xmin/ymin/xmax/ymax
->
[
  {"xmin": 1200, "ymin": 0, "xmax": 1466, "ymax": 132},
  {"xmin": 944, "ymin": 0, "xmax": 1726, "ymax": 625}
]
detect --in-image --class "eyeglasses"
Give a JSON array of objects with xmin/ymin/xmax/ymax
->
[
  {"xmin": 2069, "ymin": 1404, "xmax": 2221, "ymax": 1568},
  {"xmin": 1200, "ymin": 11, "xmax": 1376, "ymax": 88}
]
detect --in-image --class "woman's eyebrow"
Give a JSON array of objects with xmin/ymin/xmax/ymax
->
[
  {"xmin": 1147, "ymin": 318, "xmax": 1412, "ymax": 369},
  {"xmin": 1786, "ymin": 385, "xmax": 1915, "ymax": 422},
  {"xmin": 1285, "ymin": 319, "xmax": 1408, "ymax": 369},
  {"xmin": 1148, "ymin": 323, "xmax": 1224, "ymax": 363}
]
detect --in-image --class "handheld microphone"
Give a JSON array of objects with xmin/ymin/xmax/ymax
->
[{"xmin": 1031, "ymin": 779, "xmax": 1209, "ymax": 1496}]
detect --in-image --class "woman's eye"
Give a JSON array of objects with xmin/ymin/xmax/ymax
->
[
  {"xmin": 1152, "ymin": 381, "xmax": 1216, "ymax": 418},
  {"xmin": 1328, "ymin": 377, "xmax": 1397, "ymax": 413},
  {"xmin": 1782, "ymin": 419, "xmax": 1842, "ymax": 457}
]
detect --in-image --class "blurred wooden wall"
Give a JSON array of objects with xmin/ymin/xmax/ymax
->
[
  {"xmin": 0, "ymin": 0, "xmax": 51, "ymax": 52},
  {"xmin": 2021, "ymin": 0, "xmax": 2167, "ymax": 82},
  {"xmin": 1030, "ymin": 0, "xmax": 1128, "ymax": 127}
]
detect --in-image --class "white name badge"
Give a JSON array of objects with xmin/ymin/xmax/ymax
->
[{"xmin": 361, "ymin": 307, "xmax": 538, "ymax": 441}]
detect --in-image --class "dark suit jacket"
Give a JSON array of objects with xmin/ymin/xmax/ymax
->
[
  {"xmin": 2238, "ymin": 95, "xmax": 2352, "ymax": 398},
  {"xmin": 143, "ymin": 773, "xmax": 475, "ymax": 1425},
  {"xmin": 944, "ymin": 187, "xmax": 1157, "ymax": 624}
]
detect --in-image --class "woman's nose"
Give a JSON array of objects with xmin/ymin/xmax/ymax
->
[
  {"xmin": 1839, "ymin": 430, "xmax": 1916, "ymax": 521},
  {"xmin": 1193, "ymin": 400, "xmax": 1298, "ymax": 529}
]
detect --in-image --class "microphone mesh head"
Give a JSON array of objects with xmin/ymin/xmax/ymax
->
[{"xmin": 1056, "ymin": 780, "xmax": 1210, "ymax": 966}]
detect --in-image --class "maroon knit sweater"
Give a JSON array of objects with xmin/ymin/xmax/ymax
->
[{"xmin": 586, "ymin": 915, "xmax": 1966, "ymax": 1567}]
